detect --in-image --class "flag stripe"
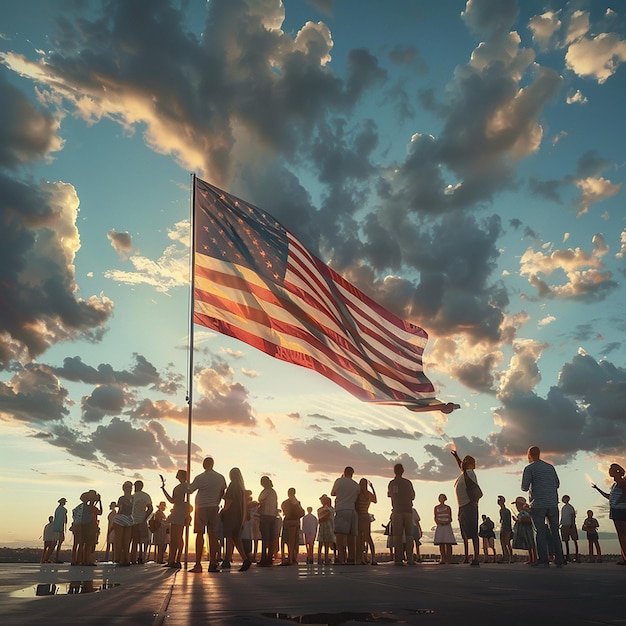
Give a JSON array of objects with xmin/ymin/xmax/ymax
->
[
  {"xmin": 194, "ymin": 262, "xmax": 432, "ymax": 398},
  {"xmin": 195, "ymin": 255, "xmax": 430, "ymax": 389},
  {"xmin": 193, "ymin": 176, "xmax": 448, "ymax": 410}
]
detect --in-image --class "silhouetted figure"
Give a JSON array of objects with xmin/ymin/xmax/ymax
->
[
  {"xmin": 222, "ymin": 467, "xmax": 252, "ymax": 571},
  {"xmin": 257, "ymin": 475, "xmax": 278, "ymax": 567},
  {"xmin": 113, "ymin": 481, "xmax": 134, "ymax": 566},
  {"xmin": 188, "ymin": 456, "xmax": 226, "ymax": 573},
  {"xmin": 582, "ymin": 509, "xmax": 602, "ymax": 563},
  {"xmin": 451, "ymin": 448, "xmax": 482, "ymax": 566},
  {"xmin": 356, "ymin": 478, "xmax": 377, "ymax": 565},
  {"xmin": 521, "ymin": 446, "xmax": 564, "ymax": 567},
  {"xmin": 388, "ymin": 463, "xmax": 416, "ymax": 566},
  {"xmin": 479, "ymin": 514, "xmax": 496, "ymax": 563},
  {"xmin": 433, "ymin": 494, "xmax": 456, "ymax": 564},
  {"xmin": 302, "ymin": 507, "xmax": 318, "ymax": 565},
  {"xmin": 560, "ymin": 495, "xmax": 579, "ymax": 562},
  {"xmin": 105, "ymin": 501, "xmax": 117, "ymax": 562},
  {"xmin": 592, "ymin": 463, "xmax": 626, "ymax": 565},
  {"xmin": 52, "ymin": 498, "xmax": 67, "ymax": 563},
  {"xmin": 161, "ymin": 469, "xmax": 188, "ymax": 569},
  {"xmin": 511, "ymin": 496, "xmax": 536, "ymax": 564},
  {"xmin": 130, "ymin": 480, "xmax": 153, "ymax": 564},
  {"xmin": 281, "ymin": 487, "xmax": 305, "ymax": 565},
  {"xmin": 317, "ymin": 494, "xmax": 335, "ymax": 565},
  {"xmin": 497, "ymin": 495, "xmax": 512, "ymax": 564},
  {"xmin": 41, "ymin": 516, "xmax": 55, "ymax": 563},
  {"xmin": 332, "ymin": 466, "xmax": 360, "ymax": 564}
]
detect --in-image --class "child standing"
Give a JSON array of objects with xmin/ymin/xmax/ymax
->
[
  {"xmin": 434, "ymin": 494, "xmax": 456, "ymax": 564},
  {"xmin": 511, "ymin": 496, "xmax": 536, "ymax": 564},
  {"xmin": 582, "ymin": 509, "xmax": 602, "ymax": 563}
]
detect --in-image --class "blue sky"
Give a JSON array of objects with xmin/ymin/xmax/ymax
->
[{"xmin": 0, "ymin": 0, "xmax": 625, "ymax": 552}]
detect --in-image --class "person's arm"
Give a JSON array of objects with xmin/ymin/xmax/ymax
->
[
  {"xmin": 145, "ymin": 501, "xmax": 154, "ymax": 522},
  {"xmin": 521, "ymin": 466, "xmax": 531, "ymax": 492},
  {"xmin": 161, "ymin": 485, "xmax": 174, "ymax": 504},
  {"xmin": 369, "ymin": 481, "xmax": 377, "ymax": 504},
  {"xmin": 451, "ymin": 449, "xmax": 462, "ymax": 469},
  {"xmin": 592, "ymin": 484, "xmax": 609, "ymax": 499}
]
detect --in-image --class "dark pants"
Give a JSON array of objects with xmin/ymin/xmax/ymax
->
[
  {"xmin": 259, "ymin": 515, "xmax": 276, "ymax": 564},
  {"xmin": 530, "ymin": 505, "xmax": 564, "ymax": 565}
]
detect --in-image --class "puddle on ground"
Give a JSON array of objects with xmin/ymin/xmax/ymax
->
[
  {"xmin": 10, "ymin": 580, "xmax": 121, "ymax": 597},
  {"xmin": 261, "ymin": 610, "xmax": 435, "ymax": 625}
]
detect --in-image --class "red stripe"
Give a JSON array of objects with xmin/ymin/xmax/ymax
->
[
  {"xmin": 194, "ymin": 284, "xmax": 434, "ymax": 397},
  {"xmin": 195, "ymin": 264, "xmax": 431, "ymax": 389}
]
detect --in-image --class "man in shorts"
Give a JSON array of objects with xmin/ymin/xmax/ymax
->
[
  {"xmin": 130, "ymin": 481, "xmax": 153, "ymax": 564},
  {"xmin": 388, "ymin": 463, "xmax": 416, "ymax": 565},
  {"xmin": 188, "ymin": 456, "xmax": 226, "ymax": 573},
  {"xmin": 331, "ymin": 466, "xmax": 360, "ymax": 564},
  {"xmin": 560, "ymin": 494, "xmax": 579, "ymax": 562}
]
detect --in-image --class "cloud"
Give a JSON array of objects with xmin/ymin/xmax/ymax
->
[
  {"xmin": 528, "ymin": 11, "xmax": 562, "ymax": 51},
  {"xmin": 520, "ymin": 234, "xmax": 618, "ymax": 302},
  {"xmin": 0, "ymin": 67, "xmax": 63, "ymax": 168},
  {"xmin": 81, "ymin": 384, "xmax": 131, "ymax": 423},
  {"xmin": 565, "ymin": 31, "xmax": 626, "ymax": 84},
  {"xmin": 107, "ymin": 230, "xmax": 133, "ymax": 257},
  {"xmin": 0, "ymin": 363, "xmax": 69, "ymax": 423},
  {"xmin": 575, "ymin": 177, "xmax": 622, "ymax": 216}
]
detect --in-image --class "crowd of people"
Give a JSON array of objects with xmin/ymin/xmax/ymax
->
[{"xmin": 40, "ymin": 447, "xmax": 626, "ymax": 571}]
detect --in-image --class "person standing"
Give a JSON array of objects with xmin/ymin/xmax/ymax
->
[
  {"xmin": 257, "ymin": 475, "xmax": 278, "ymax": 567},
  {"xmin": 451, "ymin": 449, "xmax": 482, "ymax": 566},
  {"xmin": 113, "ymin": 481, "xmax": 134, "ymax": 566},
  {"xmin": 41, "ymin": 516, "xmax": 55, "ymax": 563},
  {"xmin": 221, "ymin": 467, "xmax": 252, "ymax": 571},
  {"xmin": 521, "ymin": 446, "xmax": 565, "ymax": 567},
  {"xmin": 105, "ymin": 501, "xmax": 117, "ymax": 562},
  {"xmin": 188, "ymin": 456, "xmax": 226, "ymax": 573},
  {"xmin": 582, "ymin": 509, "xmax": 602, "ymax": 563},
  {"xmin": 51, "ymin": 497, "xmax": 68, "ymax": 564},
  {"xmin": 281, "ymin": 487, "xmax": 305, "ymax": 565},
  {"xmin": 592, "ymin": 462, "xmax": 626, "ymax": 565},
  {"xmin": 497, "ymin": 495, "xmax": 513, "ymax": 564},
  {"xmin": 560, "ymin": 495, "xmax": 579, "ymax": 562},
  {"xmin": 130, "ymin": 480, "xmax": 153, "ymax": 564},
  {"xmin": 331, "ymin": 466, "xmax": 360, "ymax": 564},
  {"xmin": 301, "ymin": 507, "xmax": 318, "ymax": 565},
  {"xmin": 433, "ymin": 494, "xmax": 456, "ymax": 564},
  {"xmin": 356, "ymin": 478, "xmax": 377, "ymax": 565},
  {"xmin": 479, "ymin": 514, "xmax": 496, "ymax": 563},
  {"xmin": 161, "ymin": 469, "xmax": 189, "ymax": 569},
  {"xmin": 387, "ymin": 463, "xmax": 416, "ymax": 566},
  {"xmin": 316, "ymin": 494, "xmax": 335, "ymax": 565}
]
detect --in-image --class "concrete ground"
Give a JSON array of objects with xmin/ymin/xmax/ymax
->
[{"xmin": 0, "ymin": 559, "xmax": 624, "ymax": 625}]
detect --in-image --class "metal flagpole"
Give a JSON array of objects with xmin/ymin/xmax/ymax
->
[{"xmin": 184, "ymin": 172, "xmax": 197, "ymax": 567}]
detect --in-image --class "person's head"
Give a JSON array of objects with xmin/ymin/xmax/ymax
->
[
  {"xmin": 58, "ymin": 497, "xmax": 67, "ymax": 505},
  {"xmin": 512, "ymin": 496, "xmax": 526, "ymax": 510},
  {"xmin": 562, "ymin": 494, "xmax": 570, "ymax": 503},
  {"xmin": 527, "ymin": 446, "xmax": 541, "ymax": 462},
  {"xmin": 260, "ymin": 475, "xmax": 273, "ymax": 489},
  {"xmin": 343, "ymin": 466, "xmax": 354, "ymax": 478},
  {"xmin": 359, "ymin": 477, "xmax": 368, "ymax": 490},
  {"xmin": 461, "ymin": 456, "xmax": 476, "ymax": 471},
  {"xmin": 609, "ymin": 463, "xmax": 625, "ymax": 479},
  {"xmin": 482, "ymin": 514, "xmax": 486, "ymax": 521},
  {"xmin": 307, "ymin": 506, "xmax": 312, "ymax": 513},
  {"xmin": 48, "ymin": 515, "xmax": 54, "ymax": 523},
  {"xmin": 176, "ymin": 469, "xmax": 187, "ymax": 482},
  {"xmin": 320, "ymin": 494, "xmax": 330, "ymax": 506},
  {"xmin": 203, "ymin": 456, "xmax": 214, "ymax": 471},
  {"xmin": 288, "ymin": 487, "xmax": 296, "ymax": 497},
  {"xmin": 134, "ymin": 480, "xmax": 144, "ymax": 492},
  {"xmin": 394, "ymin": 463, "xmax": 404, "ymax": 476},
  {"xmin": 497, "ymin": 495, "xmax": 505, "ymax": 506},
  {"xmin": 229, "ymin": 467, "xmax": 244, "ymax": 486},
  {"xmin": 80, "ymin": 491, "xmax": 90, "ymax": 503},
  {"xmin": 586, "ymin": 509, "xmax": 593, "ymax": 517},
  {"xmin": 109, "ymin": 501, "xmax": 117, "ymax": 510},
  {"xmin": 122, "ymin": 480, "xmax": 133, "ymax": 494},
  {"xmin": 438, "ymin": 493, "xmax": 447, "ymax": 504}
]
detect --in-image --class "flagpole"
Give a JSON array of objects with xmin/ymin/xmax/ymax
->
[{"xmin": 184, "ymin": 172, "xmax": 197, "ymax": 567}]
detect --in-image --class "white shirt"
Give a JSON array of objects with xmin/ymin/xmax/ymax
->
[{"xmin": 188, "ymin": 469, "xmax": 226, "ymax": 508}]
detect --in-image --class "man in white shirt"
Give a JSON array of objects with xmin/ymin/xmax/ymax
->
[
  {"xmin": 188, "ymin": 456, "xmax": 226, "ymax": 573},
  {"xmin": 130, "ymin": 480, "xmax": 153, "ymax": 564},
  {"xmin": 331, "ymin": 466, "xmax": 360, "ymax": 564},
  {"xmin": 560, "ymin": 494, "xmax": 579, "ymax": 562}
]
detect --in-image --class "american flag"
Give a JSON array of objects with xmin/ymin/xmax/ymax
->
[{"xmin": 193, "ymin": 176, "xmax": 455, "ymax": 413}]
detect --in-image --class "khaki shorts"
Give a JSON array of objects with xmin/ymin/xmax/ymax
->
[
  {"xmin": 560, "ymin": 524, "xmax": 578, "ymax": 541},
  {"xmin": 194, "ymin": 505, "xmax": 220, "ymax": 535}
]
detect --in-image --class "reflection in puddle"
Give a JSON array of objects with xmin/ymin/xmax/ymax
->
[{"xmin": 11, "ymin": 580, "xmax": 121, "ymax": 598}]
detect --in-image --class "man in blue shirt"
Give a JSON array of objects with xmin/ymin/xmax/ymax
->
[{"xmin": 521, "ymin": 446, "xmax": 565, "ymax": 567}]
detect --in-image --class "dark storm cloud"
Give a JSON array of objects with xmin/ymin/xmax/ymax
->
[
  {"xmin": 0, "ymin": 68, "xmax": 61, "ymax": 168},
  {"xmin": 81, "ymin": 385, "xmax": 130, "ymax": 423},
  {"xmin": 0, "ymin": 71, "xmax": 113, "ymax": 364},
  {"xmin": 0, "ymin": 364, "xmax": 69, "ymax": 422}
]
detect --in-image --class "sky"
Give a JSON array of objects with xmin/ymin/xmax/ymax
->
[{"xmin": 0, "ymin": 0, "xmax": 625, "ymax": 553}]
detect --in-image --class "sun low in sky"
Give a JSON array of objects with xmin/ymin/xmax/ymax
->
[{"xmin": 0, "ymin": 0, "xmax": 624, "ymax": 550}]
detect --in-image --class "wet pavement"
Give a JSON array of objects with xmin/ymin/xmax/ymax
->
[{"xmin": 0, "ymin": 559, "xmax": 624, "ymax": 625}]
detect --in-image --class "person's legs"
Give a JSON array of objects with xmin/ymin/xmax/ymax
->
[
  {"xmin": 391, "ymin": 512, "xmax": 404, "ymax": 564},
  {"xmin": 530, "ymin": 507, "xmax": 549, "ymax": 564},
  {"xmin": 335, "ymin": 533, "xmax": 347, "ymax": 563},
  {"xmin": 546, "ymin": 506, "xmax": 564, "ymax": 565},
  {"xmin": 614, "ymin": 519, "xmax": 626, "ymax": 562}
]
